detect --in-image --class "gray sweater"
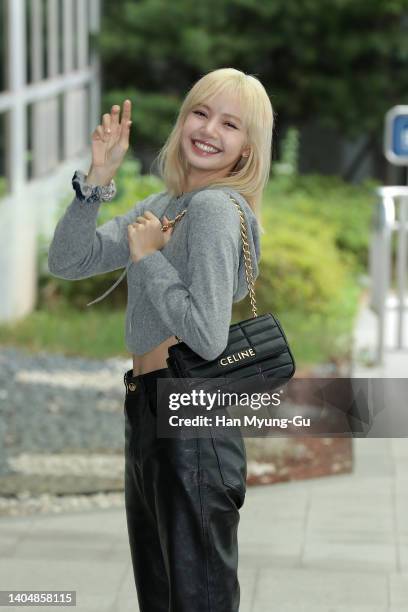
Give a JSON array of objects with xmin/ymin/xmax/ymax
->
[{"xmin": 47, "ymin": 183, "xmax": 262, "ymax": 360}]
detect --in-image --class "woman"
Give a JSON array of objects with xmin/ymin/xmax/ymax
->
[{"xmin": 48, "ymin": 67, "xmax": 274, "ymax": 612}]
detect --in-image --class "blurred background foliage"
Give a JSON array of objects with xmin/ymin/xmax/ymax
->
[{"xmin": 97, "ymin": 0, "xmax": 408, "ymax": 157}]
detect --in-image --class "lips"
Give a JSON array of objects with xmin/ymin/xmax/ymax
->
[{"xmin": 191, "ymin": 139, "xmax": 222, "ymax": 154}]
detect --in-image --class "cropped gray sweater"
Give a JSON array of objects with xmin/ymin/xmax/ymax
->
[{"xmin": 47, "ymin": 182, "xmax": 262, "ymax": 360}]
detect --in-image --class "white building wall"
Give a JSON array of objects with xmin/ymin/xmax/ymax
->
[{"xmin": 0, "ymin": 0, "xmax": 101, "ymax": 322}]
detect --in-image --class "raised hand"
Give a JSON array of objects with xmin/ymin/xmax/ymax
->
[{"xmin": 87, "ymin": 99, "xmax": 133, "ymax": 185}]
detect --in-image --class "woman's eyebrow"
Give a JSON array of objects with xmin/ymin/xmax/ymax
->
[{"xmin": 198, "ymin": 103, "xmax": 242, "ymax": 124}]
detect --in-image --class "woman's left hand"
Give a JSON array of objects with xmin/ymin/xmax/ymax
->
[{"xmin": 127, "ymin": 213, "xmax": 174, "ymax": 263}]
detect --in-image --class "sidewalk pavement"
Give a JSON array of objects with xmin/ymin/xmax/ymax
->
[{"xmin": 0, "ymin": 294, "xmax": 407, "ymax": 612}]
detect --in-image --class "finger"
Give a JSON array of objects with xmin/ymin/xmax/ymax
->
[
  {"xmin": 119, "ymin": 117, "xmax": 132, "ymax": 147},
  {"xmin": 121, "ymin": 99, "xmax": 132, "ymax": 124},
  {"xmin": 92, "ymin": 126, "xmax": 104, "ymax": 141},
  {"xmin": 95, "ymin": 125, "xmax": 108, "ymax": 142},
  {"xmin": 162, "ymin": 216, "xmax": 173, "ymax": 229},
  {"xmin": 143, "ymin": 211, "xmax": 158, "ymax": 220},
  {"xmin": 119, "ymin": 100, "xmax": 132, "ymax": 146},
  {"xmin": 102, "ymin": 113, "xmax": 111, "ymax": 134},
  {"xmin": 111, "ymin": 104, "xmax": 120, "ymax": 130},
  {"xmin": 135, "ymin": 216, "xmax": 147, "ymax": 224}
]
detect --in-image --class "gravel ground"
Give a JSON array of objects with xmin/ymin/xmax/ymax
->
[
  {"xmin": 0, "ymin": 346, "xmax": 132, "ymax": 516},
  {"xmin": 0, "ymin": 346, "xmax": 131, "ymax": 469}
]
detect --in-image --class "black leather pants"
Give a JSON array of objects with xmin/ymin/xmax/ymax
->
[{"xmin": 123, "ymin": 366, "xmax": 247, "ymax": 612}]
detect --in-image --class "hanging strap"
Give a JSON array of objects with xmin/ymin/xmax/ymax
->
[{"xmin": 86, "ymin": 262, "xmax": 130, "ymax": 307}]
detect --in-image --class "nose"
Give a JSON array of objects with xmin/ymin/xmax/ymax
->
[{"xmin": 201, "ymin": 116, "xmax": 219, "ymax": 139}]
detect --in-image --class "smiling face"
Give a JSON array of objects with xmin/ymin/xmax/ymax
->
[{"xmin": 180, "ymin": 91, "xmax": 251, "ymax": 192}]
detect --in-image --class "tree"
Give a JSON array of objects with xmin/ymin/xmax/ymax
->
[{"xmin": 97, "ymin": 0, "xmax": 408, "ymax": 148}]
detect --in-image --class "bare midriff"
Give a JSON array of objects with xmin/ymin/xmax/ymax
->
[{"xmin": 132, "ymin": 335, "xmax": 180, "ymax": 376}]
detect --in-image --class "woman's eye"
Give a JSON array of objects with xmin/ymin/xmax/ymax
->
[{"xmin": 193, "ymin": 110, "xmax": 206, "ymax": 117}]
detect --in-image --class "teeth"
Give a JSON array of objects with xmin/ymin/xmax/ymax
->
[{"xmin": 194, "ymin": 140, "xmax": 219, "ymax": 153}]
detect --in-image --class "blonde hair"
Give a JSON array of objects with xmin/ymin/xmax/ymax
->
[{"xmin": 152, "ymin": 67, "xmax": 275, "ymax": 233}]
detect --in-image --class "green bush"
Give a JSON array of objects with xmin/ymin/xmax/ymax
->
[
  {"xmin": 262, "ymin": 215, "xmax": 351, "ymax": 314},
  {"xmin": 233, "ymin": 211, "xmax": 354, "ymax": 319},
  {"xmin": 265, "ymin": 173, "xmax": 378, "ymax": 273}
]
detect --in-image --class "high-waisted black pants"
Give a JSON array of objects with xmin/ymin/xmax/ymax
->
[{"xmin": 123, "ymin": 366, "xmax": 247, "ymax": 612}]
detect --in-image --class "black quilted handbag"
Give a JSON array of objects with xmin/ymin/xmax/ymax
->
[{"xmin": 165, "ymin": 193, "xmax": 296, "ymax": 394}]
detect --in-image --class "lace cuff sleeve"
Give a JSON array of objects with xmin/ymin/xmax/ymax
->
[{"xmin": 72, "ymin": 170, "xmax": 117, "ymax": 203}]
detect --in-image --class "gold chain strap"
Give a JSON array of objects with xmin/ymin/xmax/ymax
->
[
  {"xmin": 228, "ymin": 195, "xmax": 258, "ymax": 318},
  {"xmin": 160, "ymin": 209, "xmax": 187, "ymax": 231},
  {"xmin": 162, "ymin": 194, "xmax": 258, "ymax": 344}
]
